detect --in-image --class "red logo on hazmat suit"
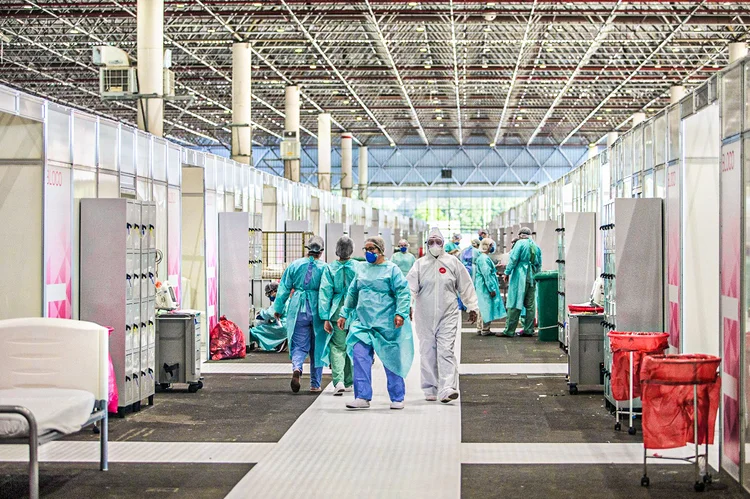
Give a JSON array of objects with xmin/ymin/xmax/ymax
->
[{"xmin": 439, "ymin": 267, "xmax": 446, "ymax": 274}]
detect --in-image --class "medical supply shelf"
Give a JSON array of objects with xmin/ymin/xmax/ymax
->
[
  {"xmin": 80, "ymin": 198, "xmax": 157, "ymax": 416},
  {"xmin": 155, "ymin": 310, "xmax": 203, "ymax": 392}
]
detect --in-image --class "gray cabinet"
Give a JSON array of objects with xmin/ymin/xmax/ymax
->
[
  {"xmin": 155, "ymin": 311, "xmax": 202, "ymax": 391},
  {"xmin": 80, "ymin": 198, "xmax": 157, "ymax": 413}
]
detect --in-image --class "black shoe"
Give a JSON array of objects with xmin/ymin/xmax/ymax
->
[
  {"xmin": 247, "ymin": 341, "xmax": 257, "ymax": 352},
  {"xmin": 275, "ymin": 340, "xmax": 288, "ymax": 353},
  {"xmin": 291, "ymin": 370, "xmax": 301, "ymax": 393}
]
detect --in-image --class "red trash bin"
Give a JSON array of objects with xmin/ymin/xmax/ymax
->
[
  {"xmin": 608, "ymin": 331, "xmax": 669, "ymax": 401},
  {"xmin": 639, "ymin": 354, "xmax": 721, "ymax": 491}
]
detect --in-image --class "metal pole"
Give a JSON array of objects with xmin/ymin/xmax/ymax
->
[
  {"xmin": 629, "ymin": 351, "xmax": 634, "ymax": 431},
  {"xmin": 693, "ymin": 384, "xmax": 699, "ymax": 483}
]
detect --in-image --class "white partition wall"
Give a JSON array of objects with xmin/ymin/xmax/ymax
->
[
  {"xmin": 535, "ymin": 220, "xmax": 558, "ymax": 271},
  {"xmin": 681, "ymin": 99, "xmax": 720, "ymax": 356},
  {"xmin": 218, "ymin": 212, "xmax": 250, "ymax": 344}
]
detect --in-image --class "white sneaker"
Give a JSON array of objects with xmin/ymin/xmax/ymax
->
[
  {"xmin": 333, "ymin": 382, "xmax": 346, "ymax": 396},
  {"xmin": 425, "ymin": 395, "xmax": 438, "ymax": 402},
  {"xmin": 344, "ymin": 385, "xmax": 353, "ymax": 392},
  {"xmin": 441, "ymin": 390, "xmax": 460, "ymax": 404},
  {"xmin": 346, "ymin": 399, "xmax": 370, "ymax": 410},
  {"xmin": 390, "ymin": 401, "xmax": 404, "ymax": 410}
]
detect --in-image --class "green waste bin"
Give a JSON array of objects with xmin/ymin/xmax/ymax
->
[{"xmin": 533, "ymin": 271, "xmax": 559, "ymax": 342}]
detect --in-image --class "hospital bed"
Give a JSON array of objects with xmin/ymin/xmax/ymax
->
[{"xmin": 0, "ymin": 318, "xmax": 109, "ymax": 499}]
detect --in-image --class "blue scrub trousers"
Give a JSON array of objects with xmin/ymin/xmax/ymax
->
[
  {"xmin": 291, "ymin": 303, "xmax": 323, "ymax": 389},
  {"xmin": 352, "ymin": 341, "xmax": 405, "ymax": 402}
]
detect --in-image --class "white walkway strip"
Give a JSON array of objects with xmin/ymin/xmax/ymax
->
[
  {"xmin": 460, "ymin": 363, "xmax": 567, "ymax": 375},
  {"xmin": 226, "ymin": 328, "xmax": 463, "ymax": 499},
  {"xmin": 462, "ymin": 442, "xmax": 719, "ymax": 468},
  {"xmin": 0, "ymin": 441, "xmax": 274, "ymax": 464},
  {"xmin": 201, "ymin": 362, "xmax": 331, "ymax": 375}
]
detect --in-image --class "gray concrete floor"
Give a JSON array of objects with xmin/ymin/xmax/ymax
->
[
  {"xmin": 461, "ymin": 333, "xmax": 566, "ymax": 364},
  {"xmin": 462, "ymin": 465, "xmax": 749, "ymax": 498},
  {"xmin": 0, "ymin": 463, "xmax": 253, "ymax": 499}
]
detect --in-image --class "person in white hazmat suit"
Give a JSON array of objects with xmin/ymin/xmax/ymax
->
[{"xmin": 406, "ymin": 228, "xmax": 479, "ymax": 403}]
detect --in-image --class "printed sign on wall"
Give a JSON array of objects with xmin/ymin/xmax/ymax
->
[
  {"xmin": 44, "ymin": 164, "xmax": 72, "ymax": 319},
  {"xmin": 666, "ymin": 162, "xmax": 680, "ymax": 350},
  {"xmin": 205, "ymin": 192, "xmax": 218, "ymax": 332},
  {"xmin": 720, "ymin": 139, "xmax": 741, "ymax": 475},
  {"xmin": 167, "ymin": 187, "xmax": 181, "ymax": 304}
]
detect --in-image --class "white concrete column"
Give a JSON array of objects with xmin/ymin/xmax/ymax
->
[
  {"xmin": 358, "ymin": 146, "xmax": 369, "ymax": 200},
  {"xmin": 232, "ymin": 43, "xmax": 252, "ymax": 165},
  {"xmin": 631, "ymin": 112, "xmax": 646, "ymax": 127},
  {"xmin": 606, "ymin": 132, "xmax": 619, "ymax": 147},
  {"xmin": 284, "ymin": 85, "xmax": 300, "ymax": 182},
  {"xmin": 136, "ymin": 0, "xmax": 164, "ymax": 137},
  {"xmin": 729, "ymin": 42, "xmax": 747, "ymax": 64},
  {"xmin": 669, "ymin": 86, "xmax": 686, "ymax": 105},
  {"xmin": 340, "ymin": 133, "xmax": 353, "ymax": 198},
  {"xmin": 587, "ymin": 144, "xmax": 598, "ymax": 160},
  {"xmin": 317, "ymin": 113, "xmax": 331, "ymax": 191}
]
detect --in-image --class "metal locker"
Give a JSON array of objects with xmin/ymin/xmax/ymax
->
[
  {"xmin": 126, "ymin": 254, "xmax": 135, "ymax": 302},
  {"xmin": 140, "ymin": 253, "xmax": 148, "ymax": 301},
  {"xmin": 140, "ymin": 301, "xmax": 148, "ymax": 355}
]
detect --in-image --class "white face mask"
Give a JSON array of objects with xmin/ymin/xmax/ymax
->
[{"xmin": 429, "ymin": 245, "xmax": 443, "ymax": 258}]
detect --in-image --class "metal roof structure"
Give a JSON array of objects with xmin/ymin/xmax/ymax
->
[{"xmin": 0, "ymin": 1, "xmax": 747, "ymax": 149}]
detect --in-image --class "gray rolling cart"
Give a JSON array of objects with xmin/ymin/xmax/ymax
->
[
  {"xmin": 155, "ymin": 310, "xmax": 203, "ymax": 392},
  {"xmin": 567, "ymin": 313, "xmax": 605, "ymax": 394}
]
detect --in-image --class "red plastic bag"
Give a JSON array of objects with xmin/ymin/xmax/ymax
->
[
  {"xmin": 106, "ymin": 327, "xmax": 119, "ymax": 414},
  {"xmin": 608, "ymin": 332, "xmax": 669, "ymax": 401},
  {"xmin": 210, "ymin": 315, "xmax": 246, "ymax": 360},
  {"xmin": 568, "ymin": 304, "xmax": 604, "ymax": 314},
  {"xmin": 640, "ymin": 354, "xmax": 721, "ymax": 449}
]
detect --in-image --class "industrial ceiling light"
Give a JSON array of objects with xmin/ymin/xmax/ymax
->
[
  {"xmin": 539, "ymin": 64, "xmax": 547, "ymax": 69},
  {"xmin": 420, "ymin": 47, "xmax": 428, "ymax": 53},
  {"xmin": 276, "ymin": 27, "xmax": 285, "ymax": 33},
  {"xmin": 310, "ymin": 64, "xmax": 317, "ymax": 69},
  {"xmin": 489, "ymin": 142, "xmax": 496, "ymax": 147},
  {"xmin": 408, "ymin": 1, "xmax": 419, "ymax": 5},
  {"xmin": 416, "ymin": 26, "xmax": 425, "ymax": 32},
  {"xmin": 484, "ymin": 27, "xmax": 491, "ymax": 32},
  {"xmin": 294, "ymin": 48, "xmax": 304, "ymax": 53},
  {"xmin": 424, "ymin": 63, "xmax": 432, "ymax": 69},
  {"xmin": 481, "ymin": 63, "xmax": 489, "ymax": 69},
  {"xmin": 356, "ymin": 116, "xmax": 362, "ymax": 121},
  {"xmin": 253, "ymin": 2, "xmax": 262, "ymax": 6}
]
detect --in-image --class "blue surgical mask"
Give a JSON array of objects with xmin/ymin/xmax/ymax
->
[
  {"xmin": 478, "ymin": 236, "xmax": 484, "ymax": 241},
  {"xmin": 490, "ymin": 245, "xmax": 496, "ymax": 254},
  {"xmin": 365, "ymin": 251, "xmax": 378, "ymax": 264},
  {"xmin": 269, "ymin": 296, "xmax": 276, "ymax": 303},
  {"xmin": 400, "ymin": 247, "xmax": 407, "ymax": 253}
]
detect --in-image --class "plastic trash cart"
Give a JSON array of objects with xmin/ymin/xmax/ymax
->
[
  {"xmin": 639, "ymin": 354, "xmax": 721, "ymax": 492},
  {"xmin": 534, "ymin": 271, "xmax": 558, "ymax": 342}
]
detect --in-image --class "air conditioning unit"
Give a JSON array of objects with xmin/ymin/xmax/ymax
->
[
  {"xmin": 99, "ymin": 67, "xmax": 138, "ymax": 97},
  {"xmin": 163, "ymin": 69, "xmax": 175, "ymax": 97},
  {"xmin": 281, "ymin": 139, "xmax": 300, "ymax": 160}
]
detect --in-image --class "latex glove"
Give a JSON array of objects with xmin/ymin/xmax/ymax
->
[
  {"xmin": 337, "ymin": 317, "xmax": 347, "ymax": 331},
  {"xmin": 394, "ymin": 315, "xmax": 404, "ymax": 328},
  {"xmin": 274, "ymin": 312, "xmax": 282, "ymax": 320},
  {"xmin": 468, "ymin": 310, "xmax": 478, "ymax": 324},
  {"xmin": 502, "ymin": 274, "xmax": 509, "ymax": 284},
  {"xmin": 324, "ymin": 320, "xmax": 333, "ymax": 334},
  {"xmin": 489, "ymin": 291, "xmax": 496, "ymax": 298}
]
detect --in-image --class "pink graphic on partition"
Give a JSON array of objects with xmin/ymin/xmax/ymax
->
[
  {"xmin": 724, "ymin": 395, "xmax": 741, "ymax": 466},
  {"xmin": 666, "ymin": 163, "xmax": 680, "ymax": 349},
  {"xmin": 724, "ymin": 318, "xmax": 740, "ymax": 379},
  {"xmin": 167, "ymin": 187, "xmax": 181, "ymax": 304},
  {"xmin": 720, "ymin": 139, "xmax": 742, "ymax": 472},
  {"xmin": 45, "ymin": 165, "xmax": 72, "ymax": 319},
  {"xmin": 206, "ymin": 192, "xmax": 218, "ymax": 332}
]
